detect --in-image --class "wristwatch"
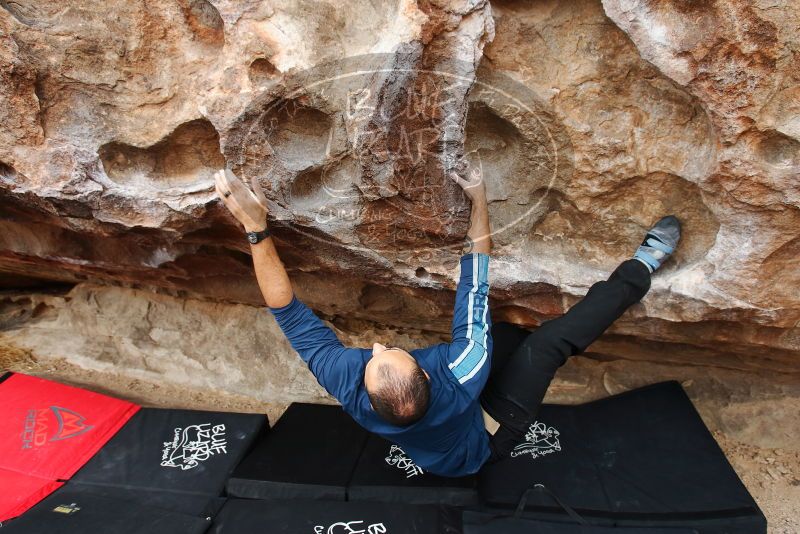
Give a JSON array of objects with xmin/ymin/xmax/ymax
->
[{"xmin": 247, "ymin": 227, "xmax": 271, "ymax": 244}]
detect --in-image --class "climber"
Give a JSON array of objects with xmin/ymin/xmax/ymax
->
[{"xmin": 214, "ymin": 167, "xmax": 680, "ymax": 477}]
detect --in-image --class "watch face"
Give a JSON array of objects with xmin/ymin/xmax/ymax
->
[{"xmin": 248, "ymin": 233, "xmax": 258, "ymax": 244}]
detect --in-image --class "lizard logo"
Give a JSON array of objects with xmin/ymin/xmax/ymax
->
[
  {"xmin": 161, "ymin": 423, "xmax": 228, "ymax": 471},
  {"xmin": 22, "ymin": 406, "xmax": 94, "ymax": 449}
]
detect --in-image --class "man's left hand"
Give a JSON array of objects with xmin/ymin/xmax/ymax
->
[{"xmin": 215, "ymin": 169, "xmax": 270, "ymax": 233}]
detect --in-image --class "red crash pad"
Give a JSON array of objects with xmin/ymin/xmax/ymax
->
[
  {"xmin": 0, "ymin": 373, "xmax": 139, "ymax": 521},
  {"xmin": 0, "ymin": 469, "xmax": 63, "ymax": 523}
]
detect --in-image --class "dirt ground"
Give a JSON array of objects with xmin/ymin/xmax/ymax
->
[
  {"xmin": 1, "ymin": 346, "xmax": 798, "ymax": 533},
  {"xmin": 714, "ymin": 432, "xmax": 800, "ymax": 534}
]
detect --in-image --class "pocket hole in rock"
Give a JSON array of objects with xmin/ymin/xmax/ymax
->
[
  {"xmin": 99, "ymin": 119, "xmax": 224, "ymax": 191},
  {"xmin": 249, "ymin": 58, "xmax": 279, "ymax": 86}
]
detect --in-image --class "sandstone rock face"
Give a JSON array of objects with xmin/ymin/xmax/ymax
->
[
  {"xmin": 0, "ymin": 0, "xmax": 798, "ymax": 386},
  {"xmin": 0, "ymin": 284, "xmax": 442, "ymax": 405}
]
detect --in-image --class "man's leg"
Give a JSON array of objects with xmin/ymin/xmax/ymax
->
[
  {"xmin": 482, "ymin": 216, "xmax": 681, "ymax": 460},
  {"xmin": 487, "ymin": 322, "xmax": 531, "ymax": 377},
  {"xmin": 481, "ymin": 322, "xmax": 531, "ymax": 434},
  {"xmin": 482, "ymin": 259, "xmax": 651, "ymax": 459}
]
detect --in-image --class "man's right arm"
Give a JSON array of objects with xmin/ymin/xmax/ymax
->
[
  {"xmin": 447, "ymin": 253, "xmax": 491, "ymax": 397},
  {"xmin": 450, "ymin": 169, "xmax": 491, "ymax": 255},
  {"xmin": 446, "ymin": 167, "xmax": 492, "ymax": 398}
]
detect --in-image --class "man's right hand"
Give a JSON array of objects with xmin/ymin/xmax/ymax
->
[
  {"xmin": 449, "ymin": 165, "xmax": 487, "ymax": 206},
  {"xmin": 214, "ymin": 169, "xmax": 269, "ymax": 233},
  {"xmin": 449, "ymin": 164, "xmax": 491, "ymax": 255}
]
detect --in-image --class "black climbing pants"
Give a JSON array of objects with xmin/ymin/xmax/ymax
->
[{"xmin": 480, "ymin": 259, "xmax": 651, "ymax": 461}]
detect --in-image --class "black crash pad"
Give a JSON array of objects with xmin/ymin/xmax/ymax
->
[
  {"xmin": 462, "ymin": 510, "xmax": 698, "ymax": 534},
  {"xmin": 209, "ymin": 498, "xmax": 457, "ymax": 534},
  {"xmin": 463, "ymin": 510, "xmax": 698, "ymax": 533},
  {"xmin": 478, "ymin": 381, "xmax": 766, "ymax": 533},
  {"xmin": 70, "ymin": 408, "xmax": 266, "ymax": 516},
  {"xmin": 226, "ymin": 402, "xmax": 369, "ymax": 501},
  {"xmin": 348, "ymin": 433, "xmax": 478, "ymax": 506},
  {"xmin": 59, "ymin": 484, "xmax": 227, "ymax": 520},
  {"xmin": 0, "ymin": 486, "xmax": 210, "ymax": 534}
]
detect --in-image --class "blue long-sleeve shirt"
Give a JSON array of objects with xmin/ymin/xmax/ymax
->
[{"xmin": 269, "ymin": 253, "xmax": 492, "ymax": 477}]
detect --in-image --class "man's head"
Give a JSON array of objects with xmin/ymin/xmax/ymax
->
[{"xmin": 365, "ymin": 343, "xmax": 431, "ymax": 427}]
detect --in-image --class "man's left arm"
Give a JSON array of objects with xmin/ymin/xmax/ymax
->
[
  {"xmin": 270, "ymin": 296, "xmax": 366, "ymax": 407},
  {"xmin": 214, "ymin": 169, "xmax": 364, "ymax": 408}
]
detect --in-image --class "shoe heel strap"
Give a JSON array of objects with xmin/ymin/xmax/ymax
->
[
  {"xmin": 646, "ymin": 236, "xmax": 674, "ymax": 254},
  {"xmin": 635, "ymin": 249, "xmax": 661, "ymax": 270}
]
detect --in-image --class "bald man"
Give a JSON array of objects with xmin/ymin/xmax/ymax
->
[{"xmin": 215, "ymin": 167, "xmax": 680, "ymax": 477}]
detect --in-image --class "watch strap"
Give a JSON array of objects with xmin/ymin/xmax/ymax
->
[{"xmin": 247, "ymin": 227, "xmax": 271, "ymax": 244}]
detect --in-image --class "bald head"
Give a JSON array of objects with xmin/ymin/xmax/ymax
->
[{"xmin": 365, "ymin": 343, "xmax": 431, "ymax": 426}]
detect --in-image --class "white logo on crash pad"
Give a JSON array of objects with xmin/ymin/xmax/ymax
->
[
  {"xmin": 385, "ymin": 444, "xmax": 424, "ymax": 478},
  {"xmin": 510, "ymin": 421, "xmax": 561, "ymax": 460},
  {"xmin": 161, "ymin": 423, "xmax": 227, "ymax": 470}
]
